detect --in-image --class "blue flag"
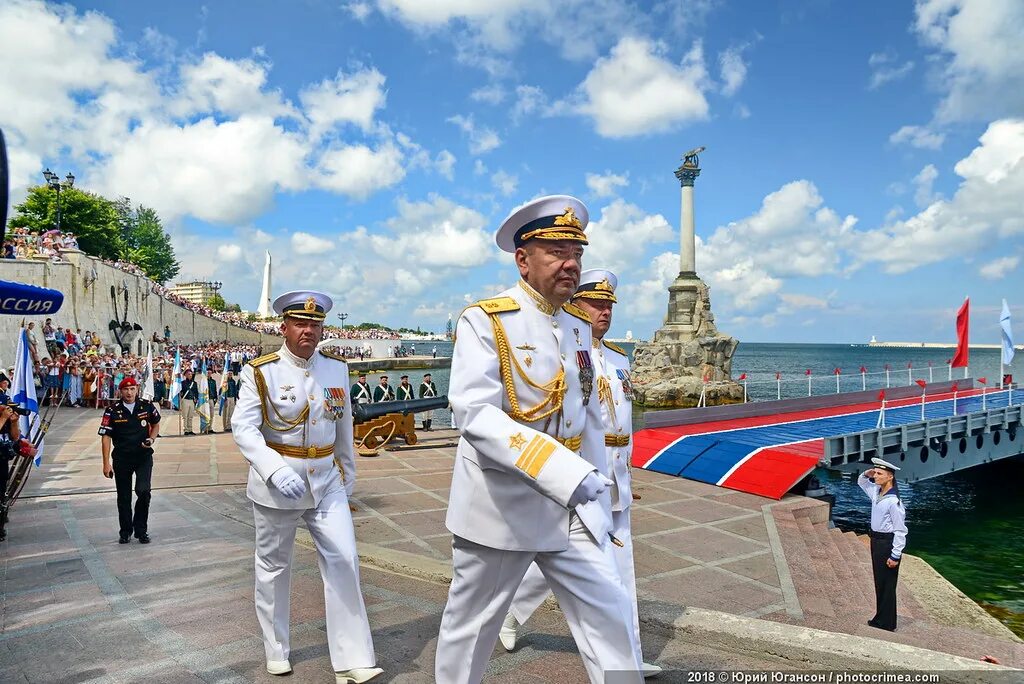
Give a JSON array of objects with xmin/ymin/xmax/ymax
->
[
  {"xmin": 1001, "ymin": 299, "xmax": 1014, "ymax": 366},
  {"xmin": 12, "ymin": 327, "xmax": 42, "ymax": 466},
  {"xmin": 170, "ymin": 349, "xmax": 181, "ymax": 409}
]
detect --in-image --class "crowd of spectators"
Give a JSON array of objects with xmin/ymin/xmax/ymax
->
[{"xmin": 3, "ymin": 228, "xmax": 79, "ymax": 262}]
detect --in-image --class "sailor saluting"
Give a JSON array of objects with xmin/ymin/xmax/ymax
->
[
  {"xmin": 434, "ymin": 195, "xmax": 640, "ymax": 683},
  {"xmin": 858, "ymin": 457, "xmax": 908, "ymax": 632},
  {"xmin": 231, "ymin": 290, "xmax": 381, "ymax": 683}
]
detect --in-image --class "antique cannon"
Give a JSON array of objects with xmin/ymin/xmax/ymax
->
[{"xmin": 352, "ymin": 396, "xmax": 449, "ymax": 456}]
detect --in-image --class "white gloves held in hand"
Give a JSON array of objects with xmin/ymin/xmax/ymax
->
[
  {"xmin": 567, "ymin": 471, "xmax": 614, "ymax": 509},
  {"xmin": 270, "ymin": 467, "xmax": 307, "ymax": 499}
]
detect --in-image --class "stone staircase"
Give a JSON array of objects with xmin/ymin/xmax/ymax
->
[{"xmin": 764, "ymin": 500, "xmax": 1024, "ymax": 667}]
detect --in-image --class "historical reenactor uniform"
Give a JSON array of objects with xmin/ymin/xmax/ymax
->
[
  {"xmin": 98, "ymin": 377, "xmax": 160, "ymax": 544},
  {"xmin": 179, "ymin": 370, "xmax": 200, "ymax": 435},
  {"xmin": 418, "ymin": 373, "xmax": 438, "ymax": 430},
  {"xmin": 434, "ymin": 196, "xmax": 641, "ymax": 683},
  {"xmin": 503, "ymin": 269, "xmax": 660, "ymax": 676},
  {"xmin": 351, "ymin": 374, "xmax": 372, "ymax": 405},
  {"xmin": 396, "ymin": 376, "xmax": 415, "ymax": 401},
  {"xmin": 859, "ymin": 458, "xmax": 907, "ymax": 632},
  {"xmin": 372, "ymin": 376, "xmax": 394, "ymax": 403},
  {"xmin": 231, "ymin": 291, "xmax": 380, "ymax": 683}
]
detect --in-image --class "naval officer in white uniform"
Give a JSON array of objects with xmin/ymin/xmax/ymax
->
[
  {"xmin": 858, "ymin": 457, "xmax": 908, "ymax": 632},
  {"xmin": 502, "ymin": 269, "xmax": 661, "ymax": 677},
  {"xmin": 232, "ymin": 290, "xmax": 381, "ymax": 684},
  {"xmin": 434, "ymin": 197, "xmax": 641, "ymax": 683}
]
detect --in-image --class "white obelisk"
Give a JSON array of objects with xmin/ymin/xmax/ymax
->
[{"xmin": 257, "ymin": 250, "xmax": 272, "ymax": 319}]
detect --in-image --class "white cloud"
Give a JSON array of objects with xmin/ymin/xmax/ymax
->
[
  {"xmin": 473, "ymin": 159, "xmax": 488, "ymax": 175},
  {"xmin": 491, "ymin": 169, "xmax": 518, "ymax": 196},
  {"xmin": 314, "ymin": 141, "xmax": 406, "ymax": 199},
  {"xmin": 217, "ymin": 244, "xmax": 243, "ymax": 261},
  {"xmin": 889, "ymin": 124, "xmax": 946, "ymax": 150},
  {"xmin": 446, "ymin": 113, "xmax": 502, "ymax": 154},
  {"xmin": 585, "ymin": 171, "xmax": 630, "ymax": 198},
  {"xmin": 584, "ymin": 199, "xmax": 674, "ymax": 274},
  {"xmin": 867, "ymin": 49, "xmax": 914, "ymax": 89},
  {"xmin": 512, "ymin": 85, "xmax": 548, "ymax": 122},
  {"xmin": 299, "ymin": 67, "xmax": 387, "ymax": 138},
  {"xmin": 345, "ymin": 2, "xmax": 373, "ymax": 21},
  {"xmin": 779, "ymin": 293, "xmax": 830, "ymax": 311},
  {"xmin": 434, "ymin": 150, "xmax": 457, "ymax": 180},
  {"xmin": 719, "ymin": 46, "xmax": 748, "ymax": 96},
  {"xmin": 913, "ymin": 0, "xmax": 1024, "ymax": 123},
  {"xmin": 853, "ymin": 119, "xmax": 1024, "ymax": 273},
  {"xmin": 569, "ymin": 36, "xmax": 710, "ymax": 138},
  {"xmin": 617, "ymin": 252, "xmax": 683, "ymax": 317},
  {"xmin": 175, "ymin": 52, "xmax": 295, "ymax": 119},
  {"xmin": 470, "ymin": 84, "xmax": 506, "ymax": 104},
  {"xmin": 913, "ymin": 164, "xmax": 940, "ymax": 208},
  {"xmin": 291, "ymin": 231, "xmax": 336, "ymax": 255},
  {"xmin": 979, "ymin": 255, "xmax": 1019, "ymax": 280}
]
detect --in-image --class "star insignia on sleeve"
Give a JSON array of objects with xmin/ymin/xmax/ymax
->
[{"xmin": 509, "ymin": 432, "xmax": 527, "ymax": 451}]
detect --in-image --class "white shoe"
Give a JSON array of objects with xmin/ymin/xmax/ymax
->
[
  {"xmin": 335, "ymin": 667, "xmax": 383, "ymax": 683},
  {"xmin": 498, "ymin": 611, "xmax": 518, "ymax": 651},
  {"xmin": 266, "ymin": 659, "xmax": 292, "ymax": 675},
  {"xmin": 642, "ymin": 661, "xmax": 663, "ymax": 678}
]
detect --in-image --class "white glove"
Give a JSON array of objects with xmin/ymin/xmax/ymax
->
[
  {"xmin": 269, "ymin": 467, "xmax": 307, "ymax": 500},
  {"xmin": 567, "ymin": 472, "xmax": 614, "ymax": 509}
]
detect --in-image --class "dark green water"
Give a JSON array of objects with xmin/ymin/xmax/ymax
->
[{"xmin": 404, "ymin": 340, "xmax": 1023, "ymax": 635}]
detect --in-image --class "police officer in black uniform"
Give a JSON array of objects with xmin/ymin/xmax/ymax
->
[{"xmin": 99, "ymin": 377, "xmax": 160, "ymax": 544}]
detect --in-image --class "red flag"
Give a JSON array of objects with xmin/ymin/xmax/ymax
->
[
  {"xmin": 907, "ymin": 362, "xmax": 913, "ymax": 369},
  {"xmin": 978, "ymin": 377, "xmax": 987, "ymax": 385},
  {"xmin": 834, "ymin": 368, "xmax": 841, "ymax": 375},
  {"xmin": 805, "ymin": 369, "xmax": 812, "ymax": 376},
  {"xmin": 738, "ymin": 373, "xmax": 747, "ymax": 380},
  {"xmin": 951, "ymin": 298, "xmax": 970, "ymax": 367},
  {"xmin": 877, "ymin": 390, "xmax": 886, "ymax": 401},
  {"xmin": 951, "ymin": 382, "xmax": 958, "ymax": 392},
  {"xmin": 702, "ymin": 374, "xmax": 709, "ymax": 383},
  {"xmin": 775, "ymin": 372, "xmax": 781, "ymax": 380},
  {"xmin": 915, "ymin": 379, "xmax": 927, "ymax": 388},
  {"xmin": 859, "ymin": 366, "xmax": 867, "ymax": 373}
]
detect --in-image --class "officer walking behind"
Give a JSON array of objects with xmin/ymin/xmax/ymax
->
[
  {"xmin": 418, "ymin": 373, "xmax": 438, "ymax": 430},
  {"xmin": 396, "ymin": 375, "xmax": 414, "ymax": 401},
  {"xmin": 179, "ymin": 368, "xmax": 200, "ymax": 435},
  {"xmin": 434, "ymin": 196, "xmax": 640, "ymax": 683},
  {"xmin": 221, "ymin": 369, "xmax": 238, "ymax": 432},
  {"xmin": 99, "ymin": 377, "xmax": 160, "ymax": 544},
  {"xmin": 232, "ymin": 290, "xmax": 381, "ymax": 683},
  {"xmin": 502, "ymin": 269, "xmax": 661, "ymax": 677},
  {"xmin": 351, "ymin": 373, "xmax": 372, "ymax": 406},
  {"xmin": 858, "ymin": 458, "xmax": 908, "ymax": 631},
  {"xmin": 372, "ymin": 375, "xmax": 394, "ymax": 403}
]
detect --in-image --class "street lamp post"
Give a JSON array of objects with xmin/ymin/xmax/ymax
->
[
  {"xmin": 337, "ymin": 312, "xmax": 349, "ymax": 330},
  {"xmin": 42, "ymin": 168, "xmax": 75, "ymax": 232}
]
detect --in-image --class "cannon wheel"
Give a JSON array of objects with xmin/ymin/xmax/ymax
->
[{"xmin": 403, "ymin": 432, "xmax": 417, "ymax": 446}]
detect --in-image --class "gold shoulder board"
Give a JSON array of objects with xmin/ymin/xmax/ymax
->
[
  {"xmin": 468, "ymin": 296, "xmax": 520, "ymax": 314},
  {"xmin": 562, "ymin": 302, "xmax": 591, "ymax": 323},
  {"xmin": 318, "ymin": 348, "xmax": 346, "ymax": 362},
  {"xmin": 249, "ymin": 352, "xmax": 279, "ymax": 368},
  {"xmin": 603, "ymin": 340, "xmax": 627, "ymax": 356}
]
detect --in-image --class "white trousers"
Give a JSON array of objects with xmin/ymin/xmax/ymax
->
[
  {"xmin": 180, "ymin": 399, "xmax": 196, "ymax": 432},
  {"xmin": 510, "ymin": 507, "xmax": 642, "ymax": 666},
  {"xmin": 252, "ymin": 489, "xmax": 376, "ymax": 671},
  {"xmin": 435, "ymin": 514, "xmax": 642, "ymax": 684}
]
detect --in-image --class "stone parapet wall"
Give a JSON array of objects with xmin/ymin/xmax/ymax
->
[{"xmin": 0, "ymin": 251, "xmax": 282, "ymax": 358}]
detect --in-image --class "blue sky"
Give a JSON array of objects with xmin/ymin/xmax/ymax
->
[{"xmin": 2, "ymin": 0, "xmax": 1022, "ymax": 343}]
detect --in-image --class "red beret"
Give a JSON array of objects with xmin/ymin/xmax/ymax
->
[{"xmin": 118, "ymin": 377, "xmax": 137, "ymax": 389}]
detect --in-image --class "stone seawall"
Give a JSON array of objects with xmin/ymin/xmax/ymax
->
[{"xmin": 0, "ymin": 251, "xmax": 282, "ymax": 357}]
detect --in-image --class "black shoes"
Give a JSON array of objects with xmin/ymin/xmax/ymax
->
[
  {"xmin": 119, "ymin": 535, "xmax": 130, "ymax": 544},
  {"xmin": 137, "ymin": 534, "xmax": 151, "ymax": 544},
  {"xmin": 184, "ymin": 431, "xmax": 195, "ymax": 436}
]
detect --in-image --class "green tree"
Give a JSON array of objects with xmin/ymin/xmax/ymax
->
[
  {"xmin": 120, "ymin": 205, "xmax": 180, "ymax": 284},
  {"xmin": 207, "ymin": 293, "xmax": 227, "ymax": 311},
  {"xmin": 225, "ymin": 303, "xmax": 242, "ymax": 313},
  {"xmin": 8, "ymin": 185, "xmax": 121, "ymax": 258}
]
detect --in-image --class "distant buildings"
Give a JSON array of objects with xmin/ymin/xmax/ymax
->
[{"xmin": 170, "ymin": 280, "xmax": 220, "ymax": 306}]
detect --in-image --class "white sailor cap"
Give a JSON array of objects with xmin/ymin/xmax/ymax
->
[
  {"xmin": 495, "ymin": 194, "xmax": 590, "ymax": 253},
  {"xmin": 572, "ymin": 268, "xmax": 618, "ymax": 303},
  {"xmin": 273, "ymin": 290, "xmax": 333, "ymax": 321},
  {"xmin": 870, "ymin": 457, "xmax": 901, "ymax": 472}
]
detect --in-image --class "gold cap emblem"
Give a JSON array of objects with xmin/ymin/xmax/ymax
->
[
  {"xmin": 553, "ymin": 207, "xmax": 582, "ymax": 228},
  {"xmin": 304, "ymin": 297, "xmax": 316, "ymax": 312},
  {"xmin": 595, "ymin": 278, "xmax": 613, "ymax": 292}
]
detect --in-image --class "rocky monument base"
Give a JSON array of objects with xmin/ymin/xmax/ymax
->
[{"xmin": 632, "ymin": 275, "xmax": 743, "ymax": 408}]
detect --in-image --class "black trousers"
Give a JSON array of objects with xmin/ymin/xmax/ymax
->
[
  {"xmin": 869, "ymin": 531, "xmax": 900, "ymax": 630},
  {"xmin": 113, "ymin": 451, "xmax": 153, "ymax": 538}
]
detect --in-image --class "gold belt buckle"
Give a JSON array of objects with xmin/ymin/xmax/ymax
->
[{"xmin": 307, "ymin": 446, "xmax": 317, "ymax": 458}]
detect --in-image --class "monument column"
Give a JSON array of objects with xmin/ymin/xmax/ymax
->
[
  {"xmin": 675, "ymin": 162, "xmax": 700, "ymax": 279},
  {"xmin": 257, "ymin": 250, "xmax": 272, "ymax": 319}
]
